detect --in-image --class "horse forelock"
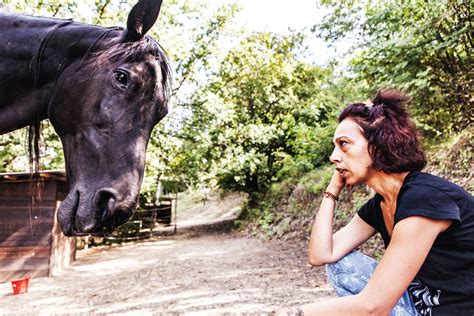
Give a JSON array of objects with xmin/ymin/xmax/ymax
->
[{"xmin": 89, "ymin": 36, "xmax": 172, "ymax": 105}]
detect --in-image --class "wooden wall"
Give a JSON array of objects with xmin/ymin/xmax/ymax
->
[{"xmin": 0, "ymin": 174, "xmax": 75, "ymax": 282}]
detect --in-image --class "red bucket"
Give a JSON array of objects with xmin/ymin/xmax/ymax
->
[{"xmin": 11, "ymin": 276, "xmax": 30, "ymax": 295}]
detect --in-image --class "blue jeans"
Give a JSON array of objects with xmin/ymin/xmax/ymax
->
[{"xmin": 326, "ymin": 251, "xmax": 419, "ymax": 315}]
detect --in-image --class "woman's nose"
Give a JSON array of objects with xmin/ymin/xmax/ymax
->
[{"xmin": 329, "ymin": 148, "xmax": 341, "ymax": 163}]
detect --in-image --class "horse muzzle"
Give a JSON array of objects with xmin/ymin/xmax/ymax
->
[{"xmin": 58, "ymin": 187, "xmax": 135, "ymax": 236}]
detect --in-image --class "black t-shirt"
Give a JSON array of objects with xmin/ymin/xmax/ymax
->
[{"xmin": 358, "ymin": 172, "xmax": 474, "ymax": 315}]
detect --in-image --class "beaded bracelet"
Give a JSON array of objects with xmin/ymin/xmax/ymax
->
[{"xmin": 323, "ymin": 191, "xmax": 339, "ymax": 202}]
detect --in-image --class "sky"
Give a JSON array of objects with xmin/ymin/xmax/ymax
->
[
  {"xmin": 236, "ymin": 0, "xmax": 320, "ymax": 32},
  {"xmin": 234, "ymin": 0, "xmax": 349, "ymax": 65}
]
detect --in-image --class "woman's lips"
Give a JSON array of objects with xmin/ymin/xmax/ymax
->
[{"xmin": 336, "ymin": 168, "xmax": 348, "ymax": 178}]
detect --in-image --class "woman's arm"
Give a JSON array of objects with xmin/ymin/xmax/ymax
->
[
  {"xmin": 278, "ymin": 216, "xmax": 452, "ymax": 315},
  {"xmin": 355, "ymin": 216, "xmax": 451, "ymax": 313},
  {"xmin": 308, "ymin": 171, "xmax": 376, "ymax": 266}
]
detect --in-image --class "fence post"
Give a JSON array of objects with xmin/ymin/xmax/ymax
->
[{"xmin": 174, "ymin": 192, "xmax": 178, "ymax": 234}]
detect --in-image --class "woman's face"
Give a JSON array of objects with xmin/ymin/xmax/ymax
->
[{"xmin": 329, "ymin": 118, "xmax": 373, "ymax": 186}]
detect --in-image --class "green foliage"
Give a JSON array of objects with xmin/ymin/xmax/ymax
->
[
  {"xmin": 0, "ymin": 122, "xmax": 63, "ymax": 173},
  {"xmin": 245, "ymin": 205, "xmax": 275, "ymax": 238},
  {"xmin": 0, "ymin": 131, "xmax": 27, "ymax": 172},
  {"xmin": 280, "ymin": 123, "xmax": 336, "ymax": 178},
  {"xmin": 1, "ymin": 0, "xmax": 78, "ymax": 17},
  {"xmin": 425, "ymin": 127, "xmax": 474, "ymax": 193},
  {"xmin": 298, "ymin": 164, "xmax": 334, "ymax": 195}
]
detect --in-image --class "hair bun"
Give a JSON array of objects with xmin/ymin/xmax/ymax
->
[
  {"xmin": 372, "ymin": 89, "xmax": 410, "ymax": 108},
  {"xmin": 371, "ymin": 89, "xmax": 411, "ymax": 120}
]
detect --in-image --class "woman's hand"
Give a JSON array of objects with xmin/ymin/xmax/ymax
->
[{"xmin": 327, "ymin": 170, "xmax": 351, "ymax": 196}]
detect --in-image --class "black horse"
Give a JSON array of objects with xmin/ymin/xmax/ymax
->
[{"xmin": 0, "ymin": 0, "xmax": 171, "ymax": 236}]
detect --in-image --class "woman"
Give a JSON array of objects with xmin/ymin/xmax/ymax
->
[{"xmin": 276, "ymin": 90, "xmax": 474, "ymax": 315}]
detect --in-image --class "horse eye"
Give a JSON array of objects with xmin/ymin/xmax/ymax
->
[{"xmin": 113, "ymin": 70, "xmax": 129, "ymax": 88}]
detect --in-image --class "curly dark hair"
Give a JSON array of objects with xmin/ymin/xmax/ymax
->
[{"xmin": 338, "ymin": 89, "xmax": 426, "ymax": 173}]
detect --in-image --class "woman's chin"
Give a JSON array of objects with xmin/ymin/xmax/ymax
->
[
  {"xmin": 344, "ymin": 176, "xmax": 353, "ymax": 184},
  {"xmin": 345, "ymin": 177, "xmax": 362, "ymax": 187}
]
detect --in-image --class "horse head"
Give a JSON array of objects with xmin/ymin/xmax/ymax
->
[{"xmin": 46, "ymin": 0, "xmax": 171, "ymax": 236}]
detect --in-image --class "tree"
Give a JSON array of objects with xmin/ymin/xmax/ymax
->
[
  {"xmin": 174, "ymin": 32, "xmax": 340, "ymax": 197},
  {"xmin": 315, "ymin": 0, "xmax": 473, "ymax": 136}
]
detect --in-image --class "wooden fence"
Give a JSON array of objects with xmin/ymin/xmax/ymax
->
[{"xmin": 105, "ymin": 197, "xmax": 175, "ymax": 243}]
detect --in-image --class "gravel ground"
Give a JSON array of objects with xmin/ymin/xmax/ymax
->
[{"xmin": 0, "ymin": 229, "xmax": 334, "ymax": 315}]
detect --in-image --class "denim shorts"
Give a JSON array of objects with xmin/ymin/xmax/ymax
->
[{"xmin": 325, "ymin": 251, "xmax": 420, "ymax": 315}]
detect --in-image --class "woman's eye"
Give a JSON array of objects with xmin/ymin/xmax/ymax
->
[
  {"xmin": 340, "ymin": 141, "xmax": 348, "ymax": 147},
  {"xmin": 114, "ymin": 70, "xmax": 129, "ymax": 88}
]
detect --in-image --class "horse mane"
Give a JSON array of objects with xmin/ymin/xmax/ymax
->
[
  {"xmin": 89, "ymin": 36, "xmax": 173, "ymax": 105},
  {"xmin": 27, "ymin": 20, "xmax": 75, "ymax": 204}
]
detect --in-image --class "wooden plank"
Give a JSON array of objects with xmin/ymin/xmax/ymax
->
[
  {"xmin": 0, "ymin": 189, "xmax": 57, "ymax": 196},
  {"xmin": 0, "ymin": 247, "xmax": 51, "ymax": 259},
  {"xmin": 135, "ymin": 206, "xmax": 171, "ymax": 213},
  {"xmin": 155, "ymin": 206, "xmax": 172, "ymax": 211},
  {"xmin": 0, "ymin": 170, "xmax": 66, "ymax": 181},
  {"xmin": 0, "ymin": 203, "xmax": 57, "ymax": 211},
  {"xmin": 0, "ymin": 186, "xmax": 57, "ymax": 197},
  {"xmin": 134, "ymin": 210, "xmax": 155, "ymax": 218},
  {"xmin": 0, "ymin": 185, "xmax": 57, "ymax": 195},
  {"xmin": 0, "ymin": 198, "xmax": 56, "ymax": 207},
  {"xmin": 0, "ymin": 225, "xmax": 53, "ymax": 234},
  {"xmin": 0, "ymin": 234, "xmax": 52, "ymax": 247},
  {"xmin": 0, "ymin": 205, "xmax": 56, "ymax": 212},
  {"xmin": 0, "ymin": 230, "xmax": 53, "ymax": 240},
  {"xmin": 0, "ymin": 197, "xmax": 57, "ymax": 205},
  {"xmin": 0, "ymin": 198, "xmax": 56, "ymax": 206},
  {"xmin": 0, "ymin": 246, "xmax": 50, "ymax": 253},
  {"xmin": 0, "ymin": 235, "xmax": 52, "ymax": 243},
  {"xmin": 0, "ymin": 240, "xmax": 52, "ymax": 247},
  {"xmin": 0, "ymin": 258, "xmax": 50, "ymax": 270},
  {"xmin": 0, "ymin": 209, "xmax": 56, "ymax": 219},
  {"xmin": 0, "ymin": 230, "xmax": 52, "ymax": 240},
  {"xmin": 0, "ymin": 269, "xmax": 49, "ymax": 282},
  {"xmin": 0, "ymin": 220, "xmax": 53, "ymax": 231},
  {"xmin": 0, "ymin": 202, "xmax": 57, "ymax": 209}
]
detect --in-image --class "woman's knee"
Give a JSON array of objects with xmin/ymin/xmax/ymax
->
[
  {"xmin": 326, "ymin": 251, "xmax": 367, "ymax": 275},
  {"xmin": 325, "ymin": 251, "xmax": 378, "ymax": 296}
]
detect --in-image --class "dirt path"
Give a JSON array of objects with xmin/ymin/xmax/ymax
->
[{"xmin": 0, "ymin": 230, "xmax": 333, "ymax": 314}]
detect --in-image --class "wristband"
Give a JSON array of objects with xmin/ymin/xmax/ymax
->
[{"xmin": 323, "ymin": 191, "xmax": 339, "ymax": 202}]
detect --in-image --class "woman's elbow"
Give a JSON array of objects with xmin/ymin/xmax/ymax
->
[
  {"xmin": 357, "ymin": 292, "xmax": 392, "ymax": 315},
  {"xmin": 307, "ymin": 252, "xmax": 331, "ymax": 267},
  {"xmin": 308, "ymin": 257, "xmax": 325, "ymax": 267}
]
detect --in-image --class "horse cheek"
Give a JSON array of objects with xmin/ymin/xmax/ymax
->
[{"xmin": 48, "ymin": 76, "xmax": 92, "ymax": 134}]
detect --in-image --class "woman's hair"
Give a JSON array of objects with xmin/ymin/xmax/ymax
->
[{"xmin": 338, "ymin": 89, "xmax": 426, "ymax": 173}]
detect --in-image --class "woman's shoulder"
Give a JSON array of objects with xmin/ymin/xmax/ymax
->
[
  {"xmin": 397, "ymin": 172, "xmax": 473, "ymax": 221},
  {"xmin": 404, "ymin": 172, "xmax": 471, "ymax": 198},
  {"xmin": 395, "ymin": 173, "xmax": 462, "ymax": 223}
]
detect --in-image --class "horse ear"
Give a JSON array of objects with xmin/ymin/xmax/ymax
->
[{"xmin": 122, "ymin": 0, "xmax": 163, "ymax": 42}]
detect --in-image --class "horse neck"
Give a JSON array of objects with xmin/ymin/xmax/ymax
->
[{"xmin": 0, "ymin": 13, "xmax": 120, "ymax": 134}]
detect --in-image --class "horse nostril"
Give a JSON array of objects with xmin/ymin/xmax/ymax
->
[{"xmin": 96, "ymin": 189, "xmax": 118, "ymax": 222}]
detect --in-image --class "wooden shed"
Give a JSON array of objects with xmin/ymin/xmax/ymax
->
[{"xmin": 0, "ymin": 170, "xmax": 76, "ymax": 282}]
